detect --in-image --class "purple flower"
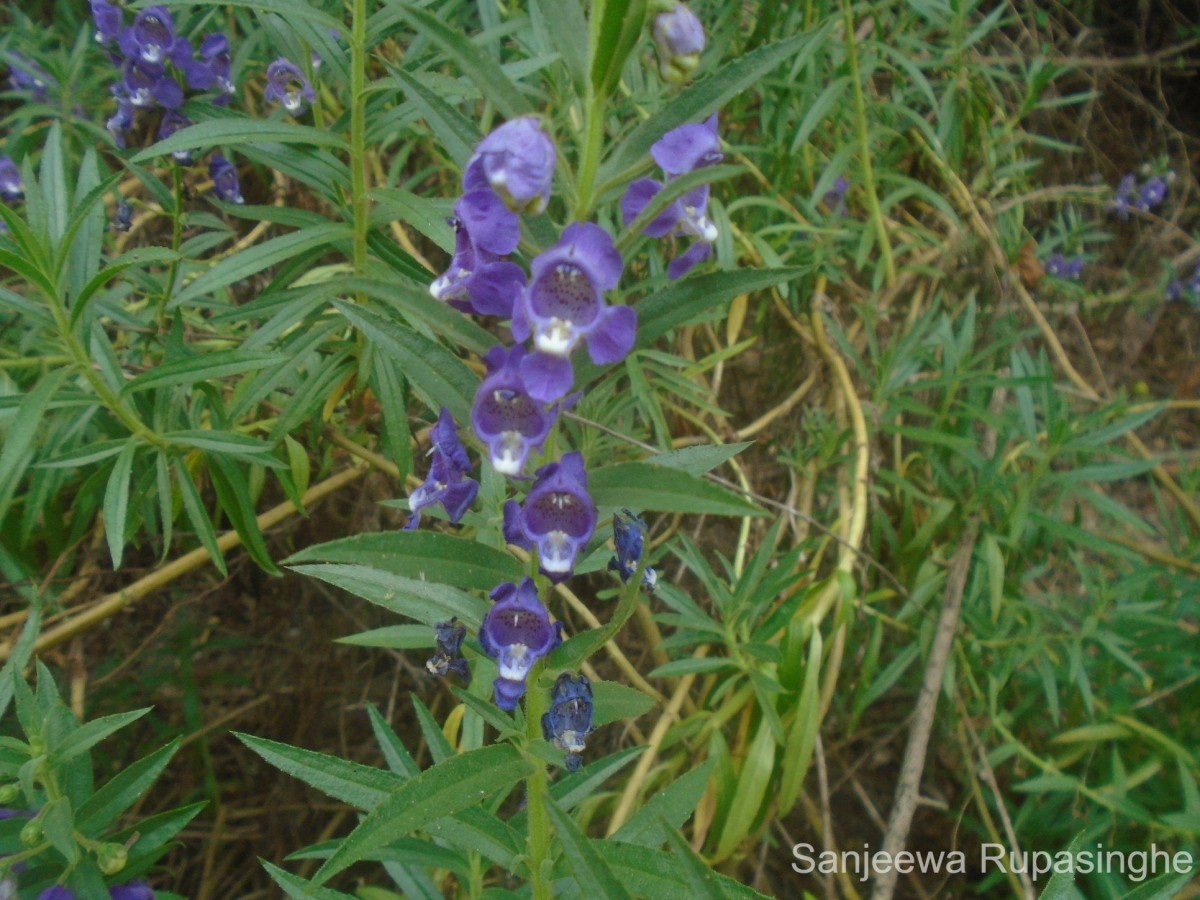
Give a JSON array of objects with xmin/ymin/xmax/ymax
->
[
  {"xmin": 1045, "ymin": 252, "xmax": 1084, "ymax": 281},
  {"xmin": 542, "ymin": 673, "xmax": 594, "ymax": 772},
  {"xmin": 823, "ymin": 176, "xmax": 850, "ymax": 217},
  {"xmin": 463, "ymin": 117, "xmax": 555, "ymax": 215},
  {"xmin": 512, "ymin": 222, "xmax": 634, "ymax": 402},
  {"xmin": 429, "ymin": 191, "xmax": 526, "ymax": 317},
  {"xmin": 122, "ymin": 58, "xmax": 183, "ymax": 109},
  {"xmin": 177, "ymin": 33, "xmax": 233, "ymax": 94},
  {"xmin": 652, "ymin": 3, "xmax": 705, "ymax": 83},
  {"xmin": 620, "ymin": 116, "xmax": 722, "ymax": 279},
  {"xmin": 607, "ymin": 509, "xmax": 657, "ymax": 589},
  {"xmin": 405, "ymin": 408, "xmax": 480, "ymax": 530},
  {"xmin": 91, "ymin": 0, "xmax": 123, "ymax": 45},
  {"xmin": 264, "ymin": 58, "xmax": 314, "ymax": 115},
  {"xmin": 130, "ymin": 6, "xmax": 178, "ymax": 65},
  {"xmin": 157, "ymin": 111, "xmax": 194, "ymax": 164},
  {"xmin": 8, "ymin": 53, "xmax": 52, "ymax": 102},
  {"xmin": 472, "ymin": 345, "xmax": 558, "ymax": 477},
  {"xmin": 1109, "ymin": 173, "xmax": 1136, "ymax": 220},
  {"xmin": 209, "ymin": 154, "xmax": 243, "ymax": 204},
  {"xmin": 113, "ymin": 199, "xmax": 133, "ymax": 232},
  {"xmin": 1135, "ymin": 176, "xmax": 1167, "ymax": 213},
  {"xmin": 106, "ymin": 92, "xmax": 137, "ymax": 148},
  {"xmin": 0, "ymin": 157, "xmax": 23, "ymax": 204},
  {"xmin": 478, "ymin": 578, "xmax": 562, "ymax": 710},
  {"xmin": 503, "ymin": 451, "xmax": 596, "ymax": 581},
  {"xmin": 35, "ymin": 883, "xmax": 153, "ymax": 900},
  {"xmin": 425, "ymin": 617, "xmax": 470, "ymax": 680}
]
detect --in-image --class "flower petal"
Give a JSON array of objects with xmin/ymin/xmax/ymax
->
[{"xmin": 585, "ymin": 305, "xmax": 637, "ymax": 365}]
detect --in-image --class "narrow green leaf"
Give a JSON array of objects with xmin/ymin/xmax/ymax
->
[
  {"xmin": 1119, "ymin": 867, "xmax": 1197, "ymax": 900},
  {"xmin": 778, "ymin": 629, "xmax": 821, "ymax": 817},
  {"xmin": 661, "ymin": 819, "xmax": 724, "ymax": 900},
  {"xmin": 52, "ymin": 708, "xmax": 151, "ymax": 763},
  {"xmin": 176, "ymin": 459, "xmax": 226, "ymax": 576},
  {"xmin": 589, "ymin": 462, "xmax": 763, "ymax": 517},
  {"xmin": 594, "ymin": 842, "xmax": 773, "ymax": 899},
  {"xmin": 591, "ymin": 0, "xmax": 646, "ymax": 100},
  {"xmin": 122, "ymin": 350, "xmax": 287, "ymax": 394},
  {"xmin": 312, "ymin": 744, "xmax": 533, "ymax": 883},
  {"xmin": 41, "ymin": 795, "xmax": 79, "ymax": 866},
  {"xmin": 289, "ymin": 564, "xmax": 489, "ymax": 628},
  {"xmin": 714, "ymin": 719, "xmax": 775, "ymax": 860},
  {"xmin": 334, "ymin": 300, "xmax": 477, "ymax": 422},
  {"xmin": 284, "ymin": 531, "xmax": 522, "ymax": 590},
  {"xmin": 387, "ymin": 67, "xmax": 481, "ymax": 168},
  {"xmin": 237, "ymin": 733, "xmax": 403, "ymax": 810},
  {"xmin": 171, "ymin": 223, "xmax": 349, "ymax": 308},
  {"xmin": 644, "ymin": 442, "xmax": 754, "ymax": 477},
  {"xmin": 132, "ymin": 119, "xmax": 348, "ymax": 164},
  {"xmin": 546, "ymin": 796, "xmax": 634, "ymax": 900},
  {"xmin": 102, "ymin": 439, "xmax": 138, "ymax": 569},
  {"xmin": 634, "ymin": 268, "xmax": 807, "ymax": 349},
  {"xmin": 534, "ymin": 0, "xmax": 588, "ymax": 96},
  {"xmin": 264, "ymin": 863, "xmax": 359, "ymax": 900},
  {"xmin": 77, "ymin": 738, "xmax": 181, "ymax": 834},
  {"xmin": 0, "ymin": 369, "xmax": 69, "ymax": 521},
  {"xmin": 612, "ymin": 759, "xmax": 716, "ymax": 847},
  {"xmin": 206, "ymin": 454, "xmax": 280, "ymax": 574},
  {"xmin": 591, "ymin": 681, "xmax": 656, "ymax": 727},
  {"xmin": 389, "ymin": 2, "xmax": 532, "ymax": 119}
]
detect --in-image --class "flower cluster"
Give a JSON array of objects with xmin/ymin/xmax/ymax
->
[
  {"xmin": 621, "ymin": 115, "xmax": 723, "ymax": 279},
  {"xmin": 1109, "ymin": 170, "xmax": 1170, "ymax": 220},
  {"xmin": 1044, "ymin": 251, "xmax": 1084, "ymax": 281}
]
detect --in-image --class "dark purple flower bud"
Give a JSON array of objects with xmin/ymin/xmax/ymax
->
[
  {"xmin": 158, "ymin": 111, "xmax": 194, "ymax": 164},
  {"xmin": 106, "ymin": 92, "xmax": 137, "ymax": 148},
  {"xmin": 405, "ymin": 408, "xmax": 480, "ymax": 530},
  {"xmin": 502, "ymin": 451, "xmax": 596, "ymax": 581},
  {"xmin": 425, "ymin": 617, "xmax": 470, "ymax": 681},
  {"xmin": 541, "ymin": 673, "xmax": 594, "ymax": 771},
  {"xmin": 463, "ymin": 117, "xmax": 555, "ymax": 215},
  {"xmin": 1135, "ymin": 176, "xmax": 1167, "ymax": 213},
  {"xmin": 472, "ymin": 345, "xmax": 558, "ymax": 477},
  {"xmin": 0, "ymin": 157, "xmax": 24, "ymax": 204},
  {"xmin": 131, "ymin": 6, "xmax": 177, "ymax": 65},
  {"xmin": 512, "ymin": 222, "xmax": 634, "ymax": 401},
  {"xmin": 607, "ymin": 509, "xmax": 657, "ymax": 589},
  {"xmin": 265, "ymin": 57, "xmax": 315, "ymax": 115},
  {"xmin": 196, "ymin": 33, "xmax": 235, "ymax": 95},
  {"xmin": 650, "ymin": 114, "xmax": 722, "ymax": 178},
  {"xmin": 209, "ymin": 154, "xmax": 243, "ymax": 204},
  {"xmin": 91, "ymin": 0, "xmax": 123, "ymax": 45},
  {"xmin": 430, "ymin": 190, "xmax": 525, "ymax": 317},
  {"xmin": 652, "ymin": 3, "xmax": 705, "ymax": 83},
  {"xmin": 479, "ymin": 578, "xmax": 561, "ymax": 710},
  {"xmin": 38, "ymin": 889, "xmax": 75, "ymax": 900},
  {"xmin": 109, "ymin": 883, "xmax": 154, "ymax": 900},
  {"xmin": 8, "ymin": 53, "xmax": 53, "ymax": 102},
  {"xmin": 113, "ymin": 199, "xmax": 133, "ymax": 232}
]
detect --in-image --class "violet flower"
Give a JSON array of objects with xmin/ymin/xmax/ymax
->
[
  {"xmin": 209, "ymin": 154, "xmax": 244, "ymax": 204},
  {"xmin": 106, "ymin": 92, "xmax": 137, "ymax": 148},
  {"xmin": 1044, "ymin": 252, "xmax": 1084, "ymax": 281},
  {"xmin": 0, "ymin": 157, "xmax": 23, "ymax": 205},
  {"xmin": 1135, "ymin": 176, "xmax": 1167, "ymax": 213},
  {"xmin": 503, "ymin": 451, "xmax": 597, "ymax": 581},
  {"xmin": 607, "ymin": 509, "xmax": 657, "ymax": 589},
  {"xmin": 157, "ymin": 111, "xmax": 194, "ymax": 164},
  {"xmin": 7, "ymin": 53, "xmax": 52, "ymax": 102},
  {"xmin": 179, "ymin": 33, "xmax": 233, "ymax": 94},
  {"xmin": 652, "ymin": 3, "xmax": 705, "ymax": 83},
  {"xmin": 429, "ymin": 190, "xmax": 526, "ymax": 317},
  {"xmin": 512, "ymin": 222, "xmax": 634, "ymax": 402},
  {"xmin": 91, "ymin": 0, "xmax": 123, "ymax": 45},
  {"xmin": 405, "ymin": 408, "xmax": 479, "ymax": 530},
  {"xmin": 130, "ymin": 6, "xmax": 178, "ymax": 65},
  {"xmin": 264, "ymin": 57, "xmax": 315, "ymax": 115},
  {"xmin": 542, "ymin": 673, "xmax": 595, "ymax": 772},
  {"xmin": 478, "ymin": 578, "xmax": 561, "ymax": 711},
  {"xmin": 620, "ymin": 115, "xmax": 722, "ymax": 279},
  {"xmin": 122, "ymin": 58, "xmax": 183, "ymax": 109},
  {"xmin": 425, "ymin": 617, "xmax": 470, "ymax": 681},
  {"xmin": 463, "ymin": 117, "xmax": 555, "ymax": 215},
  {"xmin": 36, "ymin": 883, "xmax": 153, "ymax": 900},
  {"xmin": 471, "ymin": 345, "xmax": 557, "ymax": 477}
]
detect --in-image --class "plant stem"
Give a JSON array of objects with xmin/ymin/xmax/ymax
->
[
  {"xmin": 349, "ymin": 0, "xmax": 370, "ymax": 291},
  {"xmin": 523, "ymin": 661, "xmax": 553, "ymax": 900},
  {"xmin": 841, "ymin": 0, "xmax": 895, "ymax": 287},
  {"xmin": 574, "ymin": 91, "xmax": 606, "ymax": 220},
  {"xmin": 157, "ymin": 163, "xmax": 184, "ymax": 331}
]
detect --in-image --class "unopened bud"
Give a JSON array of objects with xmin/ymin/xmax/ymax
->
[
  {"xmin": 652, "ymin": 4, "xmax": 705, "ymax": 84},
  {"xmin": 96, "ymin": 842, "xmax": 128, "ymax": 875},
  {"xmin": 19, "ymin": 818, "xmax": 41, "ymax": 847}
]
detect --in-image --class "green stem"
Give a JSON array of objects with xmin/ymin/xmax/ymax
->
[
  {"xmin": 573, "ymin": 90, "xmax": 607, "ymax": 221},
  {"xmin": 349, "ymin": 0, "xmax": 370, "ymax": 291},
  {"xmin": 156, "ymin": 164, "xmax": 184, "ymax": 331},
  {"xmin": 841, "ymin": 0, "xmax": 895, "ymax": 287},
  {"xmin": 523, "ymin": 662, "xmax": 553, "ymax": 900}
]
